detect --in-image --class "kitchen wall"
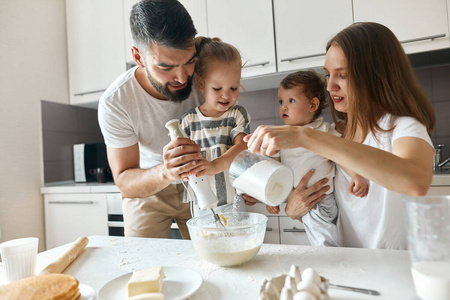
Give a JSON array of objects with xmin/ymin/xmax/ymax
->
[
  {"xmin": 41, "ymin": 101, "xmax": 103, "ymax": 183},
  {"xmin": 0, "ymin": 1, "xmax": 69, "ymax": 251},
  {"xmin": 40, "ymin": 61, "xmax": 450, "ymax": 185}
]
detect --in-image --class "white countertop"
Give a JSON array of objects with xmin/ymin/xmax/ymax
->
[
  {"xmin": 9, "ymin": 235, "xmax": 418, "ymax": 300},
  {"xmin": 40, "ymin": 173, "xmax": 450, "ymax": 195},
  {"xmin": 40, "ymin": 181, "xmax": 120, "ymax": 194}
]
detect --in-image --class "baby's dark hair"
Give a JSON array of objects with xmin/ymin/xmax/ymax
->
[
  {"xmin": 280, "ymin": 70, "xmax": 329, "ymax": 119},
  {"xmin": 194, "ymin": 36, "xmax": 242, "ymax": 78}
]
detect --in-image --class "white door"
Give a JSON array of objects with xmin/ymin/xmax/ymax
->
[
  {"xmin": 274, "ymin": 0, "xmax": 353, "ymax": 73},
  {"xmin": 353, "ymin": 0, "xmax": 450, "ymax": 53},
  {"xmin": 44, "ymin": 194, "xmax": 108, "ymax": 249},
  {"xmin": 206, "ymin": 0, "xmax": 277, "ymax": 78},
  {"xmin": 66, "ymin": 0, "xmax": 126, "ymax": 106}
]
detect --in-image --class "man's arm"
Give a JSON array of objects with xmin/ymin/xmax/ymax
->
[{"xmin": 108, "ymin": 138, "xmax": 202, "ymax": 198}]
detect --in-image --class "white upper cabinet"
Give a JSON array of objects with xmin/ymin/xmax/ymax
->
[
  {"xmin": 179, "ymin": 0, "xmax": 208, "ymax": 37},
  {"xmin": 353, "ymin": 0, "xmax": 450, "ymax": 54},
  {"xmin": 274, "ymin": 0, "xmax": 353, "ymax": 73},
  {"xmin": 66, "ymin": 0, "xmax": 126, "ymax": 107},
  {"xmin": 123, "ymin": 0, "xmax": 208, "ymax": 66},
  {"xmin": 206, "ymin": 0, "xmax": 277, "ymax": 78},
  {"xmin": 123, "ymin": 0, "xmax": 139, "ymax": 67}
]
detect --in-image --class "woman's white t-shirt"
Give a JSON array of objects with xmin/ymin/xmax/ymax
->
[{"xmin": 334, "ymin": 115, "xmax": 433, "ymax": 249}]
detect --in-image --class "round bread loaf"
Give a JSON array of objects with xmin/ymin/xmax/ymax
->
[{"xmin": 0, "ymin": 273, "xmax": 80, "ymax": 300}]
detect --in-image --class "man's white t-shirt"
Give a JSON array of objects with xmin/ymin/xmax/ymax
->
[
  {"xmin": 98, "ymin": 67, "xmax": 202, "ymax": 170},
  {"xmin": 334, "ymin": 115, "xmax": 433, "ymax": 249}
]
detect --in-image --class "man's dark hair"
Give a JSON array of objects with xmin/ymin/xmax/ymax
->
[{"xmin": 130, "ymin": 0, "xmax": 197, "ymax": 52}]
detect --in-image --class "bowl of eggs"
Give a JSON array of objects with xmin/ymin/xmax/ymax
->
[{"xmin": 187, "ymin": 212, "xmax": 267, "ymax": 267}]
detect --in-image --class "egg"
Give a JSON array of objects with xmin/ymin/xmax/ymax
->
[
  {"xmin": 297, "ymin": 281, "xmax": 321, "ymax": 298},
  {"xmin": 301, "ymin": 268, "xmax": 321, "ymax": 285},
  {"xmin": 293, "ymin": 291, "xmax": 316, "ymax": 300}
]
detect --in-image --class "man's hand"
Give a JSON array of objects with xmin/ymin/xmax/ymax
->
[{"xmin": 162, "ymin": 137, "xmax": 202, "ymax": 181}]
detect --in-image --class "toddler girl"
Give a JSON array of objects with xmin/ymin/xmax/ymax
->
[{"xmin": 180, "ymin": 37, "xmax": 251, "ymax": 216}]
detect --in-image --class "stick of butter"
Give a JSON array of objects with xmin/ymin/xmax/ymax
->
[{"xmin": 128, "ymin": 266, "xmax": 165, "ymax": 298}]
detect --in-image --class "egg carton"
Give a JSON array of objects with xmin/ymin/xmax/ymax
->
[{"xmin": 259, "ymin": 265, "xmax": 329, "ymax": 300}]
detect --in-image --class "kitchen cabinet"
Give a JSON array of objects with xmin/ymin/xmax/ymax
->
[
  {"xmin": 65, "ymin": 0, "xmax": 126, "ymax": 107},
  {"xmin": 44, "ymin": 193, "xmax": 108, "ymax": 249},
  {"xmin": 246, "ymin": 203, "xmax": 310, "ymax": 245},
  {"xmin": 123, "ymin": 0, "xmax": 139, "ymax": 67},
  {"xmin": 353, "ymin": 0, "xmax": 450, "ymax": 54},
  {"xmin": 273, "ymin": 0, "xmax": 353, "ymax": 73},
  {"xmin": 122, "ymin": 0, "xmax": 208, "ymax": 66},
  {"xmin": 265, "ymin": 216, "xmax": 280, "ymax": 244},
  {"xmin": 179, "ymin": 0, "xmax": 208, "ymax": 37},
  {"xmin": 206, "ymin": 0, "xmax": 277, "ymax": 78}
]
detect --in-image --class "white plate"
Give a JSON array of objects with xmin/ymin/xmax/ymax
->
[
  {"xmin": 97, "ymin": 266, "xmax": 202, "ymax": 300},
  {"xmin": 79, "ymin": 283, "xmax": 95, "ymax": 300}
]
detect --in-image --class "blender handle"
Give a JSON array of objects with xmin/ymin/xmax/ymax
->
[{"xmin": 165, "ymin": 119, "xmax": 219, "ymax": 210}]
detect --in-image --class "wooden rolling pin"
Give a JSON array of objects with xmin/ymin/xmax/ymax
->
[{"xmin": 40, "ymin": 236, "xmax": 89, "ymax": 274}]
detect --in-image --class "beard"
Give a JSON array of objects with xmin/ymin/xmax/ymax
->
[{"xmin": 146, "ymin": 70, "xmax": 193, "ymax": 103}]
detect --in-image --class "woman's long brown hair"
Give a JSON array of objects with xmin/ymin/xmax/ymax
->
[{"xmin": 326, "ymin": 22, "xmax": 435, "ymax": 139}]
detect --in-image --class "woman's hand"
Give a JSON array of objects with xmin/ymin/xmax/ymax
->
[
  {"xmin": 244, "ymin": 125, "xmax": 303, "ymax": 156},
  {"xmin": 285, "ymin": 169, "xmax": 330, "ymax": 220}
]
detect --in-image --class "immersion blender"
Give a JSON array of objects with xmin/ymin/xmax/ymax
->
[{"xmin": 165, "ymin": 119, "xmax": 225, "ymax": 226}]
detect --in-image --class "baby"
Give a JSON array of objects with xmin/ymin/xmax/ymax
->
[{"xmin": 267, "ymin": 70, "xmax": 369, "ymax": 246}]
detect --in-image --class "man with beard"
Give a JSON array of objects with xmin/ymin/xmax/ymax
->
[{"xmin": 98, "ymin": 0, "xmax": 203, "ymax": 239}]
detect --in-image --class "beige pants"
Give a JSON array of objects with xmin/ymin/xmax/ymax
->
[{"xmin": 122, "ymin": 184, "xmax": 191, "ymax": 239}]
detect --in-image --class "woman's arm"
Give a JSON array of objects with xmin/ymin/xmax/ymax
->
[{"xmin": 245, "ymin": 125, "xmax": 434, "ymax": 196}]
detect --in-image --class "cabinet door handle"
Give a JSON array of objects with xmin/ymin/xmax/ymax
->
[
  {"xmin": 283, "ymin": 227, "xmax": 306, "ymax": 233},
  {"xmin": 281, "ymin": 53, "xmax": 326, "ymax": 63},
  {"xmin": 243, "ymin": 61, "xmax": 270, "ymax": 68},
  {"xmin": 107, "ymin": 221, "xmax": 124, "ymax": 227},
  {"xmin": 48, "ymin": 201, "xmax": 94, "ymax": 205},
  {"xmin": 266, "ymin": 227, "xmax": 273, "ymax": 232},
  {"xmin": 400, "ymin": 33, "xmax": 446, "ymax": 44},
  {"xmin": 74, "ymin": 89, "xmax": 106, "ymax": 96}
]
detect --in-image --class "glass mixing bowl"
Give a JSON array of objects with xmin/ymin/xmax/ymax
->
[{"xmin": 187, "ymin": 212, "xmax": 267, "ymax": 267}]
